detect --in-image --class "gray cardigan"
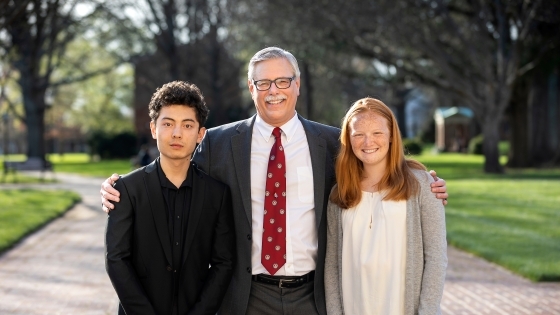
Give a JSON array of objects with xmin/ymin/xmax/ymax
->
[{"xmin": 324, "ymin": 169, "xmax": 447, "ymax": 315}]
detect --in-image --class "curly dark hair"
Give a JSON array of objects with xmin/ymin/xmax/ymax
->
[{"xmin": 148, "ymin": 81, "xmax": 209, "ymax": 127}]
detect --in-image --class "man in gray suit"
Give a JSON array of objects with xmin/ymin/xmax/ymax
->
[{"xmin": 101, "ymin": 47, "xmax": 448, "ymax": 315}]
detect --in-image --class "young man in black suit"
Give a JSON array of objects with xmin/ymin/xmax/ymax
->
[{"xmin": 105, "ymin": 81, "xmax": 235, "ymax": 315}]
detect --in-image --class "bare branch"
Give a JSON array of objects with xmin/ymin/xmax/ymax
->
[{"xmin": 50, "ymin": 66, "xmax": 120, "ymax": 88}]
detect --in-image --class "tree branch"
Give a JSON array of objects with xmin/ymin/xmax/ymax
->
[{"xmin": 50, "ymin": 66, "xmax": 120, "ymax": 88}]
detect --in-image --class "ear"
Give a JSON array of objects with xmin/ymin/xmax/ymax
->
[
  {"xmin": 295, "ymin": 76, "xmax": 301, "ymax": 96},
  {"xmin": 197, "ymin": 127, "xmax": 206, "ymax": 144},
  {"xmin": 150, "ymin": 121, "xmax": 156, "ymax": 139},
  {"xmin": 248, "ymin": 79, "xmax": 254, "ymax": 94}
]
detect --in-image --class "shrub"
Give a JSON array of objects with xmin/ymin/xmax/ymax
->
[
  {"xmin": 468, "ymin": 134, "xmax": 484, "ymax": 155},
  {"xmin": 403, "ymin": 138, "xmax": 423, "ymax": 155},
  {"xmin": 88, "ymin": 131, "xmax": 137, "ymax": 159}
]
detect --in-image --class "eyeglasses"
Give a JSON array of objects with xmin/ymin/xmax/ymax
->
[{"xmin": 252, "ymin": 76, "xmax": 296, "ymax": 91}]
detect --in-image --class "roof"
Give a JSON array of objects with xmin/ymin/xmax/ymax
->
[{"xmin": 434, "ymin": 107, "xmax": 474, "ymax": 124}]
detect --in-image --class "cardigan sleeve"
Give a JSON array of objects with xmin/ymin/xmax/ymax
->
[
  {"xmin": 324, "ymin": 196, "xmax": 345, "ymax": 315},
  {"xmin": 414, "ymin": 170, "xmax": 448, "ymax": 315}
]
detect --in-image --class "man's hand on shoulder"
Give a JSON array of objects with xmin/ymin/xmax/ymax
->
[
  {"xmin": 429, "ymin": 170, "xmax": 448, "ymax": 206},
  {"xmin": 101, "ymin": 173, "xmax": 121, "ymax": 213}
]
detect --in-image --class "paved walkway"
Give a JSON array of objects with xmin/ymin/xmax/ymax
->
[{"xmin": 0, "ymin": 173, "xmax": 559, "ymax": 314}]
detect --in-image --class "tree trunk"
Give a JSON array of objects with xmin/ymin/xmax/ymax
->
[
  {"xmin": 529, "ymin": 70, "xmax": 553, "ymax": 166},
  {"xmin": 21, "ymin": 83, "xmax": 47, "ymax": 159},
  {"xmin": 208, "ymin": 26, "xmax": 224, "ymax": 125},
  {"xmin": 552, "ymin": 67, "xmax": 560, "ymax": 165},
  {"xmin": 301, "ymin": 61, "xmax": 313, "ymax": 120},
  {"xmin": 481, "ymin": 117, "xmax": 504, "ymax": 173},
  {"xmin": 507, "ymin": 77, "xmax": 531, "ymax": 167}
]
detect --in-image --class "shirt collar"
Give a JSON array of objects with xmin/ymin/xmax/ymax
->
[
  {"xmin": 255, "ymin": 111, "xmax": 300, "ymax": 143},
  {"xmin": 156, "ymin": 157, "xmax": 193, "ymax": 189}
]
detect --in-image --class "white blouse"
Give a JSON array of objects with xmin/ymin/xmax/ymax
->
[{"xmin": 341, "ymin": 191, "xmax": 407, "ymax": 315}]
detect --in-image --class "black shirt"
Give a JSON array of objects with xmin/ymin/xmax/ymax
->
[{"xmin": 156, "ymin": 158, "xmax": 193, "ymax": 314}]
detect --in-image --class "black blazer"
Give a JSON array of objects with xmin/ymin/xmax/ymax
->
[
  {"xmin": 193, "ymin": 115, "xmax": 340, "ymax": 315},
  {"xmin": 105, "ymin": 160, "xmax": 235, "ymax": 315}
]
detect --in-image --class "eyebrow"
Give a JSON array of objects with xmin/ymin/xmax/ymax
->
[{"xmin": 161, "ymin": 117, "xmax": 196, "ymax": 123}]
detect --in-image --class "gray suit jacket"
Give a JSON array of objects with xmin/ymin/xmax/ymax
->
[
  {"xmin": 193, "ymin": 114, "xmax": 340, "ymax": 315},
  {"xmin": 324, "ymin": 169, "xmax": 448, "ymax": 315}
]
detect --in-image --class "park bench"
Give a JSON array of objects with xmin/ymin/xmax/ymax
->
[{"xmin": 2, "ymin": 157, "xmax": 55, "ymax": 183}]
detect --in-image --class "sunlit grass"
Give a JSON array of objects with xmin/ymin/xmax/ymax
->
[
  {"xmin": 0, "ymin": 153, "xmax": 131, "ymax": 177},
  {"xmin": 414, "ymin": 151, "xmax": 560, "ymax": 281},
  {"xmin": 0, "ymin": 189, "xmax": 81, "ymax": 254},
  {"xmin": 0, "ymin": 155, "xmax": 57, "ymax": 183},
  {"xmin": 45, "ymin": 153, "xmax": 134, "ymax": 177}
]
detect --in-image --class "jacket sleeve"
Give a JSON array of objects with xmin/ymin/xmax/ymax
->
[
  {"xmin": 417, "ymin": 171, "xmax": 448, "ymax": 315},
  {"xmin": 188, "ymin": 184, "xmax": 236, "ymax": 315},
  {"xmin": 105, "ymin": 178, "xmax": 157, "ymax": 315},
  {"xmin": 324, "ymin": 198, "xmax": 345, "ymax": 315}
]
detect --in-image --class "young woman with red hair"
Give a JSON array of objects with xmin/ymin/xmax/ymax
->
[{"xmin": 324, "ymin": 97, "xmax": 447, "ymax": 315}]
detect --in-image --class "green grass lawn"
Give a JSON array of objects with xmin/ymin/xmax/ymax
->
[
  {"xmin": 0, "ymin": 189, "xmax": 81, "ymax": 254},
  {"xmin": 49, "ymin": 154, "xmax": 134, "ymax": 177},
  {"xmin": 1, "ymin": 153, "xmax": 134, "ymax": 178},
  {"xmin": 0, "ymin": 154, "xmax": 57, "ymax": 184},
  {"xmin": 415, "ymin": 152, "xmax": 560, "ymax": 281}
]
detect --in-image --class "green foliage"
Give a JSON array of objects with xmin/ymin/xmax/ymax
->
[
  {"xmin": 0, "ymin": 189, "xmax": 80, "ymax": 254},
  {"xmin": 467, "ymin": 136, "xmax": 509, "ymax": 156},
  {"xmin": 403, "ymin": 138, "xmax": 423, "ymax": 155},
  {"xmin": 468, "ymin": 134, "xmax": 484, "ymax": 155},
  {"xmin": 88, "ymin": 131, "xmax": 138, "ymax": 159},
  {"xmin": 50, "ymin": 38, "xmax": 134, "ymax": 136},
  {"xmin": 416, "ymin": 152, "xmax": 560, "ymax": 281},
  {"xmin": 498, "ymin": 141, "xmax": 510, "ymax": 156}
]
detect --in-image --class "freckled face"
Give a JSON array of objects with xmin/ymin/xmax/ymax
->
[
  {"xmin": 150, "ymin": 105, "xmax": 206, "ymax": 162},
  {"xmin": 349, "ymin": 112, "xmax": 391, "ymax": 168},
  {"xmin": 248, "ymin": 58, "xmax": 300, "ymax": 127}
]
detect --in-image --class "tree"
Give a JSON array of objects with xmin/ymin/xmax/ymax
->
[
  {"xmin": 0, "ymin": 0, "xmax": 122, "ymax": 160},
  {"xmin": 231, "ymin": 0, "xmax": 560, "ymax": 173},
  {"xmin": 227, "ymin": 0, "xmax": 382, "ymax": 125},
  {"xmin": 52, "ymin": 39, "xmax": 135, "ymax": 136},
  {"xmin": 108, "ymin": 0, "xmax": 246, "ymax": 129},
  {"xmin": 508, "ymin": 15, "xmax": 560, "ymax": 167}
]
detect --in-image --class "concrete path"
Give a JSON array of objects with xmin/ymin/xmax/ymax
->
[
  {"xmin": 442, "ymin": 246, "xmax": 560, "ymax": 315},
  {"xmin": 0, "ymin": 172, "xmax": 559, "ymax": 314},
  {"xmin": 0, "ymin": 173, "xmax": 119, "ymax": 315}
]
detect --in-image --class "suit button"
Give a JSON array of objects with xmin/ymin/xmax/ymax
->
[
  {"xmin": 247, "ymin": 267, "xmax": 251, "ymax": 273},
  {"xmin": 247, "ymin": 234, "xmax": 252, "ymax": 240},
  {"xmin": 166, "ymin": 265, "xmax": 172, "ymax": 272}
]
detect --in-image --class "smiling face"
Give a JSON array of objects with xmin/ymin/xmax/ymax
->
[
  {"xmin": 248, "ymin": 58, "xmax": 300, "ymax": 127},
  {"xmin": 150, "ymin": 105, "xmax": 206, "ymax": 163},
  {"xmin": 349, "ymin": 112, "xmax": 392, "ymax": 169}
]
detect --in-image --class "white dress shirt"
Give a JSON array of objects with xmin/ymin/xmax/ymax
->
[{"xmin": 250, "ymin": 112, "xmax": 317, "ymax": 276}]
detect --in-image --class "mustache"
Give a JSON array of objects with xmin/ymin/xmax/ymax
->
[{"xmin": 265, "ymin": 95, "xmax": 287, "ymax": 102}]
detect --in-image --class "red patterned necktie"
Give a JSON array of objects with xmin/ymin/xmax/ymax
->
[{"xmin": 261, "ymin": 127, "xmax": 286, "ymax": 275}]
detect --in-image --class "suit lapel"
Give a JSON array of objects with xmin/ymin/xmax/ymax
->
[
  {"xmin": 299, "ymin": 116, "xmax": 327, "ymax": 230},
  {"xmin": 182, "ymin": 168, "xmax": 205, "ymax": 266},
  {"xmin": 143, "ymin": 161, "xmax": 172, "ymax": 265},
  {"xmin": 231, "ymin": 117, "xmax": 255, "ymax": 226}
]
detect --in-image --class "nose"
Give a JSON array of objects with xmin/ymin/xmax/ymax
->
[
  {"xmin": 172, "ymin": 126, "xmax": 182, "ymax": 138},
  {"xmin": 268, "ymin": 83, "xmax": 280, "ymax": 94}
]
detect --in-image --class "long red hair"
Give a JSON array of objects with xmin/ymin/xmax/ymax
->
[{"xmin": 330, "ymin": 97, "xmax": 425, "ymax": 209}]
